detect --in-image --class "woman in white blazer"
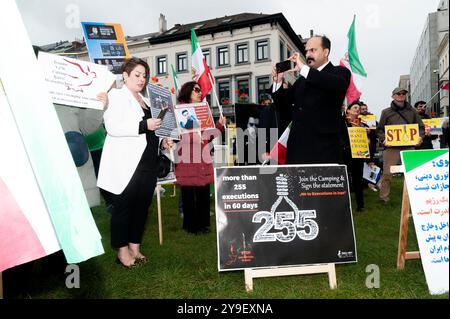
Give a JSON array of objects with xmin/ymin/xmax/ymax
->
[{"xmin": 97, "ymin": 58, "xmax": 173, "ymax": 268}]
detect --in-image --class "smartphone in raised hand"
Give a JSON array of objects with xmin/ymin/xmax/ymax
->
[{"xmin": 276, "ymin": 60, "xmax": 292, "ymax": 73}]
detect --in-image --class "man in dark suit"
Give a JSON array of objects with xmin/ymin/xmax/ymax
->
[{"xmin": 272, "ymin": 36, "xmax": 351, "ymax": 164}]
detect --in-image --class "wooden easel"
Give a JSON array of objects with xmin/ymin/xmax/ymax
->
[
  {"xmin": 391, "ymin": 165, "xmax": 420, "ymax": 269},
  {"xmin": 244, "ymin": 263, "xmax": 337, "ymax": 292}
]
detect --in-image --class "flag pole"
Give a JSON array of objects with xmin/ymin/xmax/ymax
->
[
  {"xmin": 423, "ymin": 89, "xmax": 441, "ymax": 107},
  {"xmin": 208, "ymin": 73, "xmax": 226, "ymax": 128}
]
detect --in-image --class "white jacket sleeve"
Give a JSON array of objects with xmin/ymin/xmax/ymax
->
[{"xmin": 104, "ymin": 89, "xmax": 142, "ymax": 137}]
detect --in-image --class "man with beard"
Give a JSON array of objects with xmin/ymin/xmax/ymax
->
[
  {"xmin": 377, "ymin": 88, "xmax": 424, "ymax": 203},
  {"xmin": 272, "ymin": 35, "xmax": 350, "ymax": 164},
  {"xmin": 414, "ymin": 100, "xmax": 438, "ymax": 150}
]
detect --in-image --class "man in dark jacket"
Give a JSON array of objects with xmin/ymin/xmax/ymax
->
[
  {"xmin": 376, "ymin": 88, "xmax": 425, "ymax": 202},
  {"xmin": 414, "ymin": 100, "xmax": 438, "ymax": 150},
  {"xmin": 272, "ymin": 35, "xmax": 351, "ymax": 164}
]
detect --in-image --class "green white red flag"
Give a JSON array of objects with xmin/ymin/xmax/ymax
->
[
  {"xmin": 191, "ymin": 29, "xmax": 213, "ymax": 99},
  {"xmin": 339, "ymin": 15, "xmax": 367, "ymax": 104},
  {"xmin": 269, "ymin": 122, "xmax": 292, "ymax": 164}
]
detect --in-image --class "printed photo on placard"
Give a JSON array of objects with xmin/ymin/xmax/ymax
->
[
  {"xmin": 146, "ymin": 83, "xmax": 179, "ymax": 140},
  {"xmin": 174, "ymin": 102, "xmax": 215, "ymax": 133},
  {"xmin": 234, "ymin": 103, "xmax": 266, "ymax": 165}
]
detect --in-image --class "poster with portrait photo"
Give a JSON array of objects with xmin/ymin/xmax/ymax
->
[
  {"xmin": 83, "ymin": 24, "xmax": 117, "ymax": 40},
  {"xmin": 234, "ymin": 103, "xmax": 265, "ymax": 165},
  {"xmin": 174, "ymin": 102, "xmax": 215, "ymax": 134},
  {"xmin": 82, "ymin": 22, "xmax": 130, "ymax": 75},
  {"xmin": 146, "ymin": 83, "xmax": 179, "ymax": 140}
]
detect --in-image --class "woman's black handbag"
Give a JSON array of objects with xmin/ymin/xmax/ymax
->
[{"xmin": 157, "ymin": 154, "xmax": 172, "ymax": 178}]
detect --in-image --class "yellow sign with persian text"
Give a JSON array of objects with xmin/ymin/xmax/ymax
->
[{"xmin": 385, "ymin": 124, "xmax": 419, "ymax": 146}]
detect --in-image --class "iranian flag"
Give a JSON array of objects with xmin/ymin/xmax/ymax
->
[
  {"xmin": 269, "ymin": 122, "xmax": 292, "ymax": 164},
  {"xmin": 339, "ymin": 15, "xmax": 367, "ymax": 104},
  {"xmin": 0, "ymin": 86, "xmax": 61, "ymax": 272},
  {"xmin": 191, "ymin": 29, "xmax": 213, "ymax": 99}
]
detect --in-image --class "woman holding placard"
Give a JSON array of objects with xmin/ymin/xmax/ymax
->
[
  {"xmin": 176, "ymin": 81, "xmax": 225, "ymax": 234},
  {"xmin": 97, "ymin": 58, "xmax": 173, "ymax": 268}
]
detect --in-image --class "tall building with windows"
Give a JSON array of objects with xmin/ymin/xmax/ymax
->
[
  {"xmin": 437, "ymin": 0, "xmax": 449, "ymax": 116},
  {"xmin": 410, "ymin": 1, "xmax": 449, "ymax": 116},
  {"xmin": 410, "ymin": 12, "xmax": 439, "ymax": 114}
]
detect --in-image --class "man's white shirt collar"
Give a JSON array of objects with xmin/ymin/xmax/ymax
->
[{"xmin": 317, "ymin": 61, "xmax": 330, "ymax": 71}]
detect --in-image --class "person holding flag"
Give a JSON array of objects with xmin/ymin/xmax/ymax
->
[
  {"xmin": 190, "ymin": 29, "xmax": 225, "ymax": 121},
  {"xmin": 271, "ymin": 35, "xmax": 351, "ymax": 164},
  {"xmin": 175, "ymin": 81, "xmax": 225, "ymax": 234}
]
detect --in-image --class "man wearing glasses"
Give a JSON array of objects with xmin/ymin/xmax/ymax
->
[{"xmin": 376, "ymin": 87, "xmax": 425, "ymax": 203}]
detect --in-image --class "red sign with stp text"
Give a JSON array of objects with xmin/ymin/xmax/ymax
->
[{"xmin": 385, "ymin": 124, "xmax": 420, "ymax": 147}]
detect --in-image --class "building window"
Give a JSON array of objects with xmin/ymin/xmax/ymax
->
[
  {"xmin": 176, "ymin": 52, "xmax": 187, "ymax": 73},
  {"xmin": 218, "ymin": 80, "xmax": 231, "ymax": 105},
  {"xmin": 236, "ymin": 78, "xmax": 250, "ymax": 103},
  {"xmin": 280, "ymin": 41, "xmax": 285, "ymax": 61},
  {"xmin": 202, "ymin": 49, "xmax": 211, "ymax": 68},
  {"xmin": 257, "ymin": 76, "xmax": 270, "ymax": 102},
  {"xmin": 217, "ymin": 46, "xmax": 229, "ymax": 67},
  {"xmin": 156, "ymin": 56, "xmax": 167, "ymax": 75},
  {"xmin": 256, "ymin": 39, "xmax": 269, "ymax": 61},
  {"xmin": 236, "ymin": 43, "xmax": 249, "ymax": 64}
]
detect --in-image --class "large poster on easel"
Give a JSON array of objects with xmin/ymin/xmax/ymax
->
[
  {"xmin": 401, "ymin": 149, "xmax": 449, "ymax": 295},
  {"xmin": 214, "ymin": 165, "xmax": 357, "ymax": 271}
]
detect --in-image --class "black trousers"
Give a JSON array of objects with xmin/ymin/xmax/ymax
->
[
  {"xmin": 181, "ymin": 185, "xmax": 210, "ymax": 233},
  {"xmin": 350, "ymin": 159, "xmax": 365, "ymax": 210},
  {"xmin": 108, "ymin": 169, "xmax": 157, "ymax": 248}
]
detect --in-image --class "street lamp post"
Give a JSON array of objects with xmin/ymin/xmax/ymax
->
[{"xmin": 433, "ymin": 69, "xmax": 441, "ymax": 117}]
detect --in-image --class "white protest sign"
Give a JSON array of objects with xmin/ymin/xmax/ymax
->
[
  {"xmin": 401, "ymin": 149, "xmax": 449, "ymax": 295},
  {"xmin": 38, "ymin": 52, "xmax": 115, "ymax": 110}
]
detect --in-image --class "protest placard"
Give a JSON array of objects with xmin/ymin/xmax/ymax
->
[
  {"xmin": 38, "ymin": 52, "xmax": 115, "ymax": 110},
  {"xmin": 215, "ymin": 165, "xmax": 357, "ymax": 271}
]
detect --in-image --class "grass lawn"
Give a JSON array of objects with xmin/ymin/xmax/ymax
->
[{"xmin": 4, "ymin": 176, "xmax": 449, "ymax": 299}]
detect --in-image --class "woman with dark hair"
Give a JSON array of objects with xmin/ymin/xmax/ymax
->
[
  {"xmin": 97, "ymin": 57, "xmax": 173, "ymax": 267},
  {"xmin": 345, "ymin": 101, "xmax": 368, "ymax": 212},
  {"xmin": 176, "ymin": 81, "xmax": 226, "ymax": 234}
]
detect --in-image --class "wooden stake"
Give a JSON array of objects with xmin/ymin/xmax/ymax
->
[{"xmin": 156, "ymin": 185, "xmax": 163, "ymax": 245}]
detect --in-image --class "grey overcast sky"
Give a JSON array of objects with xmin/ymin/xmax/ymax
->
[{"xmin": 16, "ymin": 0, "xmax": 441, "ymax": 118}]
